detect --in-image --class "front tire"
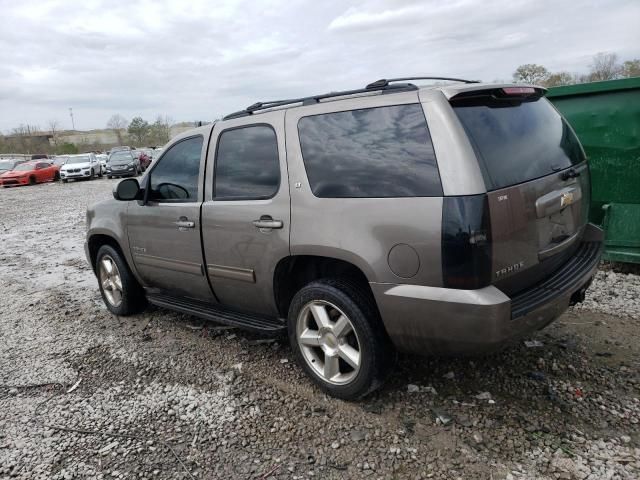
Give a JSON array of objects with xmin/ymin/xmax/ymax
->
[
  {"xmin": 29, "ymin": 176, "xmax": 36, "ymax": 185},
  {"xmin": 96, "ymin": 245, "xmax": 147, "ymax": 316},
  {"xmin": 62, "ymin": 179, "xmax": 68, "ymax": 183},
  {"xmin": 288, "ymin": 279, "xmax": 393, "ymax": 400}
]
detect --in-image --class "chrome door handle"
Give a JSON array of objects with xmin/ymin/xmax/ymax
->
[
  {"xmin": 174, "ymin": 220, "xmax": 195, "ymax": 229},
  {"xmin": 253, "ymin": 218, "xmax": 283, "ymax": 229}
]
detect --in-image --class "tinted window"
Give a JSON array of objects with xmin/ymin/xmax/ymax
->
[
  {"xmin": 453, "ymin": 98, "xmax": 585, "ymax": 191},
  {"xmin": 149, "ymin": 136, "xmax": 203, "ymax": 202},
  {"xmin": 214, "ymin": 126, "xmax": 280, "ymax": 199},
  {"xmin": 297, "ymin": 104, "xmax": 442, "ymax": 198}
]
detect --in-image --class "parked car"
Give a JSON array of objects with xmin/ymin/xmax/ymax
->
[
  {"xmin": 60, "ymin": 154, "xmax": 103, "ymax": 182},
  {"xmin": 1, "ymin": 161, "xmax": 60, "ymax": 187},
  {"xmin": 31, "ymin": 154, "xmax": 49, "ymax": 160},
  {"xmin": 0, "ymin": 158, "xmax": 27, "ymax": 175},
  {"xmin": 151, "ymin": 148, "xmax": 163, "ymax": 161},
  {"xmin": 106, "ymin": 151, "xmax": 140, "ymax": 178},
  {"xmin": 85, "ymin": 77, "xmax": 603, "ymax": 399},
  {"xmin": 138, "ymin": 151, "xmax": 152, "ymax": 171},
  {"xmin": 96, "ymin": 154, "xmax": 108, "ymax": 174}
]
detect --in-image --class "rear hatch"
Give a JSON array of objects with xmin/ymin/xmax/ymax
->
[{"xmin": 451, "ymin": 87, "xmax": 591, "ymax": 295}]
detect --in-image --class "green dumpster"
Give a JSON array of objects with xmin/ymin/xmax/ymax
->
[{"xmin": 547, "ymin": 77, "xmax": 640, "ymax": 264}]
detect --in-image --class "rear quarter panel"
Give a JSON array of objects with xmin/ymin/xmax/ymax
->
[{"xmin": 285, "ymin": 92, "xmax": 444, "ymax": 286}]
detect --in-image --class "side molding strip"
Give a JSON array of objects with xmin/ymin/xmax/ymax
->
[
  {"xmin": 134, "ymin": 253, "xmax": 202, "ymax": 276},
  {"xmin": 207, "ymin": 264, "xmax": 256, "ymax": 283}
]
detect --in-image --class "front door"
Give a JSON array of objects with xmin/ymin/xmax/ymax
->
[
  {"xmin": 127, "ymin": 134, "xmax": 215, "ymax": 301},
  {"xmin": 201, "ymin": 113, "xmax": 290, "ymax": 316}
]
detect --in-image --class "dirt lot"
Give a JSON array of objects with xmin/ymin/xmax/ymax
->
[{"xmin": 1, "ymin": 179, "xmax": 639, "ymax": 480}]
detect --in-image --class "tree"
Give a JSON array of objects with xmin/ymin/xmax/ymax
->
[
  {"xmin": 128, "ymin": 117, "xmax": 150, "ymax": 146},
  {"xmin": 57, "ymin": 142, "xmax": 78, "ymax": 154},
  {"xmin": 48, "ymin": 119, "xmax": 61, "ymax": 146},
  {"xmin": 149, "ymin": 115, "xmax": 172, "ymax": 145},
  {"xmin": 107, "ymin": 114, "xmax": 128, "ymax": 145},
  {"xmin": 513, "ymin": 64, "xmax": 549, "ymax": 84},
  {"xmin": 621, "ymin": 59, "xmax": 640, "ymax": 78},
  {"xmin": 588, "ymin": 52, "xmax": 621, "ymax": 82},
  {"xmin": 543, "ymin": 72, "xmax": 574, "ymax": 87}
]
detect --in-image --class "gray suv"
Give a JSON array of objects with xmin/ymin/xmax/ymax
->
[{"xmin": 85, "ymin": 77, "xmax": 603, "ymax": 399}]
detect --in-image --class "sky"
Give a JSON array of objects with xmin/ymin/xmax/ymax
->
[{"xmin": 0, "ymin": 0, "xmax": 638, "ymax": 132}]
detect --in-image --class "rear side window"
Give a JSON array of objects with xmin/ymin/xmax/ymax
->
[
  {"xmin": 453, "ymin": 98, "xmax": 585, "ymax": 191},
  {"xmin": 298, "ymin": 104, "xmax": 442, "ymax": 198},
  {"xmin": 149, "ymin": 136, "xmax": 203, "ymax": 202},
  {"xmin": 214, "ymin": 125, "xmax": 280, "ymax": 200}
]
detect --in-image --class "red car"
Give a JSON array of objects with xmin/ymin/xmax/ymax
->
[{"xmin": 0, "ymin": 161, "xmax": 60, "ymax": 187}]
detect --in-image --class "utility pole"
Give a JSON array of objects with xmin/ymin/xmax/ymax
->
[{"xmin": 69, "ymin": 107, "xmax": 75, "ymax": 130}]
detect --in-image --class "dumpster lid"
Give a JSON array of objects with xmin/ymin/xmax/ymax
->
[{"xmin": 546, "ymin": 77, "xmax": 640, "ymax": 98}]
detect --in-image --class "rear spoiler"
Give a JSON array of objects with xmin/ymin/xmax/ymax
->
[{"xmin": 449, "ymin": 86, "xmax": 547, "ymax": 107}]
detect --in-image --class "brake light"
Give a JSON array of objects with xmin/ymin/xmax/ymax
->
[
  {"xmin": 441, "ymin": 195, "xmax": 492, "ymax": 289},
  {"xmin": 502, "ymin": 87, "xmax": 536, "ymax": 95}
]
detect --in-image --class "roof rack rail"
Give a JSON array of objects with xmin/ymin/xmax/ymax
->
[
  {"xmin": 222, "ymin": 82, "xmax": 418, "ymax": 120},
  {"xmin": 365, "ymin": 76, "xmax": 479, "ymax": 89}
]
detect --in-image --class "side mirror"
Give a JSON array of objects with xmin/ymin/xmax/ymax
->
[{"xmin": 113, "ymin": 178, "xmax": 141, "ymax": 201}]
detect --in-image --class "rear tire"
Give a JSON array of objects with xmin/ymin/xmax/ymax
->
[
  {"xmin": 96, "ymin": 245, "xmax": 147, "ymax": 316},
  {"xmin": 107, "ymin": 175, "xmax": 112, "ymax": 179},
  {"xmin": 54, "ymin": 172, "xmax": 60, "ymax": 181},
  {"xmin": 288, "ymin": 278, "xmax": 393, "ymax": 400}
]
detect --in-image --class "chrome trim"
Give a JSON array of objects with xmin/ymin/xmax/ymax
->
[
  {"xmin": 206, "ymin": 264, "xmax": 256, "ymax": 283},
  {"xmin": 380, "ymin": 283, "xmax": 510, "ymax": 305}
]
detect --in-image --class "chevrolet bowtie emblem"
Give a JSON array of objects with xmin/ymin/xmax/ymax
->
[{"xmin": 560, "ymin": 192, "xmax": 574, "ymax": 207}]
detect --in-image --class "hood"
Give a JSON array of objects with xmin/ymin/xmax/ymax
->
[
  {"xmin": 0, "ymin": 169, "xmax": 30, "ymax": 178},
  {"xmin": 109, "ymin": 159, "xmax": 134, "ymax": 166},
  {"xmin": 62, "ymin": 162, "xmax": 91, "ymax": 170}
]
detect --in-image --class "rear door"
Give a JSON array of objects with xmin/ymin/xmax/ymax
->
[
  {"xmin": 201, "ymin": 112, "xmax": 289, "ymax": 316},
  {"xmin": 127, "ymin": 133, "xmax": 215, "ymax": 301},
  {"xmin": 452, "ymin": 88, "xmax": 590, "ymax": 293}
]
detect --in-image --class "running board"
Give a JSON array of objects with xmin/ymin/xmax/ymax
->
[{"xmin": 146, "ymin": 293, "xmax": 286, "ymax": 335}]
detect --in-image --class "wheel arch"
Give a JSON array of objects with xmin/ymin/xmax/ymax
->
[
  {"xmin": 273, "ymin": 255, "xmax": 380, "ymax": 320},
  {"xmin": 87, "ymin": 233, "xmax": 128, "ymax": 273}
]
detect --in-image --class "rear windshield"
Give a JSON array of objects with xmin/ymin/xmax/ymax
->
[{"xmin": 453, "ymin": 98, "xmax": 585, "ymax": 191}]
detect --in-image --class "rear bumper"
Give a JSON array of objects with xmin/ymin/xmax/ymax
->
[{"xmin": 372, "ymin": 224, "xmax": 604, "ymax": 355}]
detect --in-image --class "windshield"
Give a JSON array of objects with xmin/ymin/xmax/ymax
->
[
  {"xmin": 110, "ymin": 152, "xmax": 132, "ymax": 163},
  {"xmin": 14, "ymin": 163, "xmax": 35, "ymax": 171},
  {"xmin": 66, "ymin": 156, "xmax": 91, "ymax": 164},
  {"xmin": 453, "ymin": 97, "xmax": 585, "ymax": 191},
  {"xmin": 0, "ymin": 161, "xmax": 15, "ymax": 170}
]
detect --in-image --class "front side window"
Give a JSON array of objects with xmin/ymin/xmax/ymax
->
[
  {"xmin": 298, "ymin": 104, "xmax": 442, "ymax": 198},
  {"xmin": 214, "ymin": 125, "xmax": 280, "ymax": 200},
  {"xmin": 149, "ymin": 136, "xmax": 203, "ymax": 202}
]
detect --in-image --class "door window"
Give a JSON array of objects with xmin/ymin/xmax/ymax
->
[
  {"xmin": 214, "ymin": 125, "xmax": 280, "ymax": 200},
  {"xmin": 148, "ymin": 136, "xmax": 203, "ymax": 202}
]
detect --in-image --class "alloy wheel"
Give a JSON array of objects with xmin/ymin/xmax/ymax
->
[
  {"xmin": 296, "ymin": 300, "xmax": 362, "ymax": 385},
  {"xmin": 99, "ymin": 255, "xmax": 123, "ymax": 307}
]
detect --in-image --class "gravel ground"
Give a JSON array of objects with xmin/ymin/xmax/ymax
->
[{"xmin": 0, "ymin": 179, "xmax": 639, "ymax": 480}]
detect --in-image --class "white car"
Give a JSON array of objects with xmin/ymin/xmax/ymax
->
[
  {"xmin": 59, "ymin": 153, "xmax": 103, "ymax": 182},
  {"xmin": 96, "ymin": 154, "xmax": 108, "ymax": 174}
]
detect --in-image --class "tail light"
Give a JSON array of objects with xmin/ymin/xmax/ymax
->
[{"xmin": 441, "ymin": 195, "xmax": 492, "ymax": 289}]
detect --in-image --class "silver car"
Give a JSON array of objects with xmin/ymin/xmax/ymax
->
[{"xmin": 85, "ymin": 77, "xmax": 602, "ymax": 399}]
